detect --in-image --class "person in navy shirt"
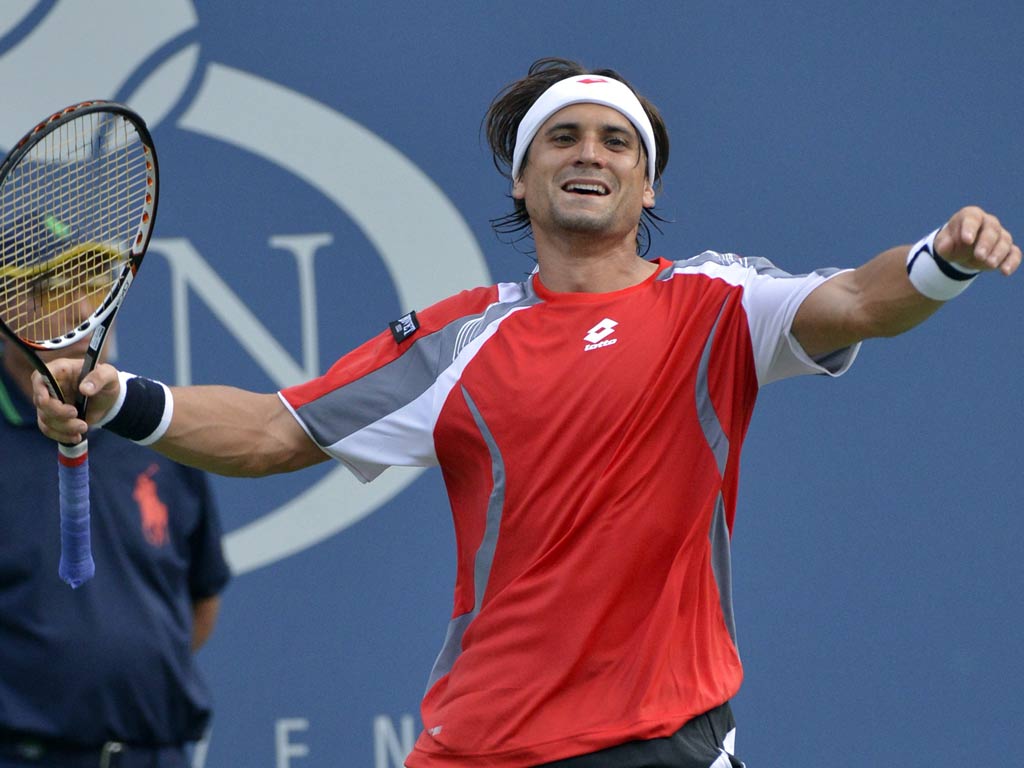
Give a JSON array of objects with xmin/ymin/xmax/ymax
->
[{"xmin": 0, "ymin": 216, "xmax": 231, "ymax": 768}]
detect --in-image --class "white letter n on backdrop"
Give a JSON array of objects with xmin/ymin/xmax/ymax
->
[{"xmin": 147, "ymin": 236, "xmax": 330, "ymax": 387}]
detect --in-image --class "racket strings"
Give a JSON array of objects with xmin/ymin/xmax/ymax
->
[{"xmin": 0, "ymin": 111, "xmax": 150, "ymax": 344}]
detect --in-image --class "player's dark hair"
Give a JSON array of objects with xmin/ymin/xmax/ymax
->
[{"xmin": 484, "ymin": 57, "xmax": 670, "ymax": 256}]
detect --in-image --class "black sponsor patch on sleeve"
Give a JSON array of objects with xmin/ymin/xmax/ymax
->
[{"xmin": 388, "ymin": 310, "xmax": 420, "ymax": 343}]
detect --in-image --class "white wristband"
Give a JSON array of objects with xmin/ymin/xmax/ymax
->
[{"xmin": 906, "ymin": 228, "xmax": 979, "ymax": 301}]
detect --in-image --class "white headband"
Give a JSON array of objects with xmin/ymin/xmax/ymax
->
[{"xmin": 511, "ymin": 74, "xmax": 657, "ymax": 182}]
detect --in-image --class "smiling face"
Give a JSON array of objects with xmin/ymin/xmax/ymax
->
[{"xmin": 512, "ymin": 102, "xmax": 655, "ymax": 245}]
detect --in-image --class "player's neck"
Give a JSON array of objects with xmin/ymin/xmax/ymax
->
[{"xmin": 534, "ymin": 234, "xmax": 656, "ymax": 294}]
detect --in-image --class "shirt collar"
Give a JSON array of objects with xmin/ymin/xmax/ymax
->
[{"xmin": 0, "ymin": 355, "xmax": 35, "ymax": 427}]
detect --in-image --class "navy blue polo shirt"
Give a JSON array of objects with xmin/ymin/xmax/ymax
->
[{"xmin": 0, "ymin": 359, "xmax": 231, "ymax": 746}]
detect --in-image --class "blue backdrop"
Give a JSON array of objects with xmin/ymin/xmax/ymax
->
[{"xmin": 2, "ymin": 2, "xmax": 1021, "ymax": 766}]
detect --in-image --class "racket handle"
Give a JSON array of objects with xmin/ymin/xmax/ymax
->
[{"xmin": 58, "ymin": 441, "xmax": 95, "ymax": 588}]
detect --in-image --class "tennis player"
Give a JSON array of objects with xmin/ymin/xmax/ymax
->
[{"xmin": 32, "ymin": 58, "xmax": 1019, "ymax": 767}]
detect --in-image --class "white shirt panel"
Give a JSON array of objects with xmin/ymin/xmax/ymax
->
[{"xmin": 672, "ymin": 258, "xmax": 861, "ymax": 386}]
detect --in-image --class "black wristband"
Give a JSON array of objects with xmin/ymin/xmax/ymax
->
[{"xmin": 104, "ymin": 376, "xmax": 167, "ymax": 442}]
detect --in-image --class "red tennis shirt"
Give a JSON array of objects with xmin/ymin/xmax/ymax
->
[{"xmin": 279, "ymin": 254, "xmax": 859, "ymax": 766}]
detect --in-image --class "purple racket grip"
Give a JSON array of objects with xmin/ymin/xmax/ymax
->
[{"xmin": 58, "ymin": 440, "xmax": 95, "ymax": 588}]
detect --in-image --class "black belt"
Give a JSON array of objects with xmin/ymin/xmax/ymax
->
[{"xmin": 0, "ymin": 733, "xmax": 182, "ymax": 768}]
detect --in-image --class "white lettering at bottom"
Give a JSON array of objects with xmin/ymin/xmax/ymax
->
[
  {"xmin": 374, "ymin": 714, "xmax": 416, "ymax": 768},
  {"xmin": 276, "ymin": 718, "xmax": 310, "ymax": 768}
]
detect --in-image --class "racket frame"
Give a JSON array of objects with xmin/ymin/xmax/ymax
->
[{"xmin": 0, "ymin": 100, "xmax": 159, "ymax": 409}]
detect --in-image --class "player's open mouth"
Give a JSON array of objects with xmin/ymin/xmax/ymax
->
[{"xmin": 562, "ymin": 181, "xmax": 609, "ymax": 196}]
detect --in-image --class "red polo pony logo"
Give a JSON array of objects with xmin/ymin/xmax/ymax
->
[{"xmin": 134, "ymin": 464, "xmax": 169, "ymax": 547}]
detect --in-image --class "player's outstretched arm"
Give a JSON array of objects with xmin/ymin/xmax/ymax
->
[
  {"xmin": 793, "ymin": 206, "xmax": 1020, "ymax": 358},
  {"xmin": 33, "ymin": 360, "xmax": 326, "ymax": 477}
]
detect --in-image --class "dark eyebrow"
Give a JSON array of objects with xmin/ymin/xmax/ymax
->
[{"xmin": 542, "ymin": 121, "xmax": 635, "ymax": 138}]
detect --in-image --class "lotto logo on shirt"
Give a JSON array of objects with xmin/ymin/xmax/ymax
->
[{"xmin": 584, "ymin": 318, "xmax": 619, "ymax": 351}]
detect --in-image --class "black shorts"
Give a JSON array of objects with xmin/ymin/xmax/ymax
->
[{"xmin": 537, "ymin": 702, "xmax": 745, "ymax": 768}]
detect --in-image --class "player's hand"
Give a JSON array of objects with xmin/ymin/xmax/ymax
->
[
  {"xmin": 934, "ymin": 206, "xmax": 1021, "ymax": 276},
  {"xmin": 33, "ymin": 360, "xmax": 122, "ymax": 444}
]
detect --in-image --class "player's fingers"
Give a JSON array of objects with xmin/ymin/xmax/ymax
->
[
  {"xmin": 31, "ymin": 364, "xmax": 87, "ymax": 440},
  {"xmin": 39, "ymin": 357, "xmax": 85, "ymax": 395},
  {"xmin": 33, "ymin": 388, "xmax": 87, "ymax": 443},
  {"xmin": 31, "ymin": 370, "xmax": 70, "ymax": 411},
  {"xmin": 79, "ymin": 365, "xmax": 112, "ymax": 397},
  {"xmin": 937, "ymin": 207, "xmax": 974, "ymax": 256},
  {"xmin": 935, "ymin": 208, "xmax": 1011, "ymax": 271},
  {"xmin": 934, "ymin": 210, "xmax": 977, "ymax": 257},
  {"xmin": 30, "ymin": 369, "xmax": 51, "ymax": 401},
  {"xmin": 37, "ymin": 413, "xmax": 87, "ymax": 443},
  {"xmin": 984, "ymin": 230, "xmax": 1014, "ymax": 268},
  {"xmin": 950, "ymin": 206, "xmax": 985, "ymax": 247},
  {"xmin": 75, "ymin": 363, "xmax": 125, "ymax": 424},
  {"xmin": 972, "ymin": 214, "xmax": 1004, "ymax": 259},
  {"xmin": 999, "ymin": 243, "xmax": 1022, "ymax": 276}
]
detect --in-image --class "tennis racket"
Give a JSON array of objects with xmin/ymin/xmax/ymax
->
[{"xmin": 0, "ymin": 101, "xmax": 158, "ymax": 588}]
